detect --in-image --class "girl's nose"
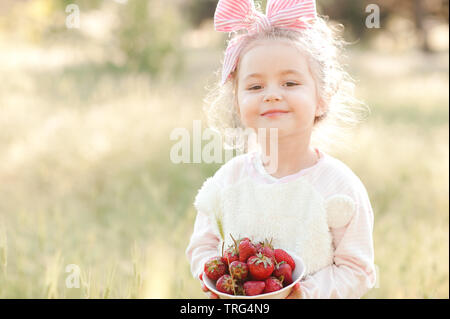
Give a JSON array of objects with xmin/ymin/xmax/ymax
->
[{"xmin": 263, "ymin": 92, "xmax": 282, "ymax": 103}]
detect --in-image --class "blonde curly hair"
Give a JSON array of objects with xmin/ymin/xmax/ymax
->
[{"xmin": 203, "ymin": 15, "xmax": 370, "ymax": 154}]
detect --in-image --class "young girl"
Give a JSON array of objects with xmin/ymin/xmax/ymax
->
[{"xmin": 186, "ymin": 0, "xmax": 376, "ymax": 299}]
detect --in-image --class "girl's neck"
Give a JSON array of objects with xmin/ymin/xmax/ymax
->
[{"xmin": 259, "ymin": 135, "xmax": 318, "ymax": 179}]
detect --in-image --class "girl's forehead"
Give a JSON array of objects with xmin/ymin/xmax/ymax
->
[{"xmin": 238, "ymin": 39, "xmax": 309, "ymax": 77}]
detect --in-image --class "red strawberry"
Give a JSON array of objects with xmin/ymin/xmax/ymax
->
[
  {"xmin": 274, "ymin": 249, "xmax": 296, "ymax": 271},
  {"xmin": 223, "ymin": 246, "xmax": 239, "ymax": 267},
  {"xmin": 247, "ymin": 252, "xmax": 275, "ymax": 280},
  {"xmin": 229, "ymin": 261, "xmax": 249, "ymax": 281},
  {"xmin": 263, "ymin": 277, "xmax": 283, "ymax": 293},
  {"xmin": 273, "ymin": 262, "xmax": 293, "ymax": 286},
  {"xmin": 243, "ymin": 281, "xmax": 266, "ymax": 296},
  {"xmin": 238, "ymin": 239, "xmax": 257, "ymax": 262},
  {"xmin": 204, "ymin": 256, "xmax": 227, "ymax": 281},
  {"xmin": 216, "ymin": 274, "xmax": 238, "ymax": 295},
  {"xmin": 256, "ymin": 239, "xmax": 275, "ymax": 263}
]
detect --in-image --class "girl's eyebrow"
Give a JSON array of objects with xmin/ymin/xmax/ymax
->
[{"xmin": 244, "ymin": 69, "xmax": 304, "ymax": 80}]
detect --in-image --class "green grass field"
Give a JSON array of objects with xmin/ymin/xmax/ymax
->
[{"xmin": 0, "ymin": 38, "xmax": 448, "ymax": 298}]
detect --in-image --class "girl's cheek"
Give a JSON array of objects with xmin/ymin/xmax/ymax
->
[
  {"xmin": 239, "ymin": 95, "xmax": 259, "ymax": 110},
  {"xmin": 239, "ymin": 93, "xmax": 252, "ymax": 104},
  {"xmin": 248, "ymin": 92, "xmax": 263, "ymax": 104}
]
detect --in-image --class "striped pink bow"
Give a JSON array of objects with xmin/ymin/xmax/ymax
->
[{"xmin": 214, "ymin": 0, "xmax": 317, "ymax": 85}]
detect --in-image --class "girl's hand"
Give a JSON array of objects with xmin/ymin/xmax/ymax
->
[
  {"xmin": 199, "ymin": 273, "xmax": 219, "ymax": 299},
  {"xmin": 285, "ymin": 283, "xmax": 302, "ymax": 299}
]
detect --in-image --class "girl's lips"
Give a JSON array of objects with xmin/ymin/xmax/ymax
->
[{"xmin": 261, "ymin": 111, "xmax": 290, "ymax": 117}]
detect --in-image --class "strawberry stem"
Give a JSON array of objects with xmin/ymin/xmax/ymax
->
[{"xmin": 229, "ymin": 233, "xmax": 238, "ymax": 252}]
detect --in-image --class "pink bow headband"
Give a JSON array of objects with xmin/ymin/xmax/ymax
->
[{"xmin": 214, "ymin": 0, "xmax": 317, "ymax": 85}]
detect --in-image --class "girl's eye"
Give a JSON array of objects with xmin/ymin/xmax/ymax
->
[{"xmin": 247, "ymin": 82, "xmax": 298, "ymax": 90}]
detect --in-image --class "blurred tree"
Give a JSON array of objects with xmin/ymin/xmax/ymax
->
[
  {"xmin": 182, "ymin": 0, "xmax": 217, "ymax": 27},
  {"xmin": 378, "ymin": 0, "xmax": 448, "ymax": 52},
  {"xmin": 0, "ymin": 0, "xmax": 104, "ymax": 43},
  {"xmin": 411, "ymin": 0, "xmax": 449, "ymax": 52},
  {"xmin": 319, "ymin": 0, "xmax": 449, "ymax": 50},
  {"xmin": 0, "ymin": 0, "xmax": 187, "ymax": 78},
  {"xmin": 318, "ymin": 0, "xmax": 369, "ymax": 41},
  {"xmin": 114, "ymin": 0, "xmax": 186, "ymax": 78}
]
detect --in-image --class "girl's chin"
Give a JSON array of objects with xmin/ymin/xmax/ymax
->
[
  {"xmin": 254, "ymin": 127, "xmax": 291, "ymax": 139},
  {"xmin": 245, "ymin": 122, "xmax": 295, "ymax": 136},
  {"xmin": 255, "ymin": 124, "xmax": 289, "ymax": 132}
]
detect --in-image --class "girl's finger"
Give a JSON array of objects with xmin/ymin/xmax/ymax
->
[
  {"xmin": 209, "ymin": 292, "xmax": 219, "ymax": 299},
  {"xmin": 199, "ymin": 273, "xmax": 210, "ymax": 292},
  {"xmin": 286, "ymin": 283, "xmax": 301, "ymax": 299},
  {"xmin": 200, "ymin": 273, "xmax": 218, "ymax": 298}
]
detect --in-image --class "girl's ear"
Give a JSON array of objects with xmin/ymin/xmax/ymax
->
[
  {"xmin": 316, "ymin": 95, "xmax": 329, "ymax": 117},
  {"xmin": 315, "ymin": 100, "xmax": 324, "ymax": 117}
]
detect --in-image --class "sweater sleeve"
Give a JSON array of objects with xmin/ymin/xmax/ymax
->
[
  {"xmin": 185, "ymin": 175, "xmax": 225, "ymax": 279},
  {"xmin": 299, "ymin": 182, "xmax": 377, "ymax": 299},
  {"xmin": 185, "ymin": 210, "xmax": 222, "ymax": 279}
]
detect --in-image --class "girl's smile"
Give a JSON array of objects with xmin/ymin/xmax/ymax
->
[{"xmin": 260, "ymin": 109, "xmax": 291, "ymax": 117}]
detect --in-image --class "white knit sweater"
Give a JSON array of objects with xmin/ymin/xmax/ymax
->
[{"xmin": 186, "ymin": 149, "xmax": 376, "ymax": 298}]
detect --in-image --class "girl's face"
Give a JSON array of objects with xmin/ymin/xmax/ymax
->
[{"xmin": 236, "ymin": 39, "xmax": 324, "ymax": 140}]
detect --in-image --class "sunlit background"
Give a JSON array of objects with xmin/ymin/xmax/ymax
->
[{"xmin": 0, "ymin": 0, "xmax": 448, "ymax": 298}]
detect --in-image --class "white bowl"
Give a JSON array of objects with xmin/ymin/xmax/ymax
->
[{"xmin": 203, "ymin": 251, "xmax": 305, "ymax": 299}]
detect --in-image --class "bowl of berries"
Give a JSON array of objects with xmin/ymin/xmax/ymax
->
[{"xmin": 202, "ymin": 235, "xmax": 305, "ymax": 299}]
